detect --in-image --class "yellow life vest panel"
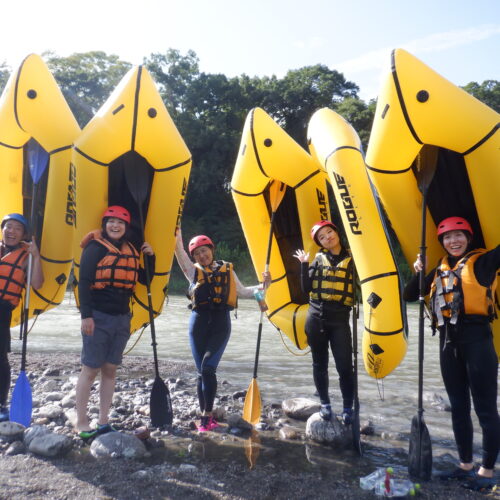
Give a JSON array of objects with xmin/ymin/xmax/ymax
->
[
  {"xmin": 0, "ymin": 244, "xmax": 28, "ymax": 307},
  {"xmin": 310, "ymin": 250, "xmax": 354, "ymax": 306},
  {"xmin": 81, "ymin": 230, "xmax": 140, "ymax": 290},
  {"xmin": 191, "ymin": 260, "xmax": 237, "ymax": 310},
  {"xmin": 430, "ymin": 249, "xmax": 497, "ymax": 326}
]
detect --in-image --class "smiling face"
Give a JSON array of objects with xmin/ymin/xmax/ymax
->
[
  {"xmin": 192, "ymin": 245, "xmax": 214, "ymax": 267},
  {"xmin": 105, "ymin": 217, "xmax": 127, "ymax": 242},
  {"xmin": 442, "ymin": 230, "xmax": 469, "ymax": 258},
  {"xmin": 1, "ymin": 220, "xmax": 26, "ymax": 247},
  {"xmin": 316, "ymin": 225, "xmax": 341, "ymax": 254}
]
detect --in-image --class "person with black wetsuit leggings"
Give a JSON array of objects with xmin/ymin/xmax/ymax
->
[
  {"xmin": 294, "ymin": 219, "xmax": 355, "ymax": 425},
  {"xmin": 175, "ymin": 228, "xmax": 271, "ymax": 432},
  {"xmin": 404, "ymin": 216, "xmax": 500, "ymax": 492}
]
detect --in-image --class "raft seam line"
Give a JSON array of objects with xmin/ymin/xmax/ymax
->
[
  {"xmin": 391, "ymin": 50, "xmax": 422, "ymax": 145},
  {"xmin": 131, "ymin": 66, "xmax": 142, "ymax": 151},
  {"xmin": 156, "ymin": 158, "xmax": 191, "ymax": 172},
  {"xmin": 462, "ymin": 123, "xmax": 499, "ymax": 155},
  {"xmin": 249, "ymin": 109, "xmax": 269, "ymax": 178},
  {"xmin": 359, "ymin": 271, "xmax": 398, "ymax": 284},
  {"xmin": 293, "ymin": 169, "xmax": 320, "ymax": 190},
  {"xmin": 73, "ymin": 147, "xmax": 109, "ymax": 166}
]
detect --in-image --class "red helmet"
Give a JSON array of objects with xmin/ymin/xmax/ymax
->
[
  {"xmin": 188, "ymin": 235, "xmax": 214, "ymax": 256},
  {"xmin": 102, "ymin": 206, "xmax": 131, "ymax": 224},
  {"xmin": 310, "ymin": 220, "xmax": 337, "ymax": 245},
  {"xmin": 436, "ymin": 217, "xmax": 473, "ymax": 238}
]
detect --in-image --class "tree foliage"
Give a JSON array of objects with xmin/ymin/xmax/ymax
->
[{"xmin": 462, "ymin": 80, "xmax": 500, "ymax": 113}]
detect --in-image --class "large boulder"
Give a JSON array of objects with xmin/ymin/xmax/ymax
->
[
  {"xmin": 0, "ymin": 421, "xmax": 25, "ymax": 442},
  {"xmin": 305, "ymin": 412, "xmax": 350, "ymax": 448},
  {"xmin": 90, "ymin": 432, "xmax": 147, "ymax": 459},
  {"xmin": 282, "ymin": 398, "xmax": 320, "ymax": 421}
]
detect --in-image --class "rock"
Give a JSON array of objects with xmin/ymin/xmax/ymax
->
[
  {"xmin": 37, "ymin": 405, "xmax": 63, "ymax": 419},
  {"xmin": 42, "ymin": 368, "xmax": 60, "ymax": 377},
  {"xmin": 212, "ymin": 406, "xmax": 226, "ymax": 421},
  {"xmin": 305, "ymin": 413, "xmax": 350, "ymax": 448},
  {"xmin": 45, "ymin": 392, "xmax": 64, "ymax": 402},
  {"xmin": 282, "ymin": 398, "xmax": 320, "ymax": 421},
  {"xmin": 424, "ymin": 391, "xmax": 451, "ymax": 411},
  {"xmin": 28, "ymin": 432, "xmax": 73, "ymax": 457},
  {"xmin": 90, "ymin": 432, "xmax": 147, "ymax": 459},
  {"xmin": 232, "ymin": 390, "xmax": 246, "ymax": 399},
  {"xmin": 40, "ymin": 380, "xmax": 59, "ymax": 392},
  {"xmin": 61, "ymin": 394, "xmax": 75, "ymax": 408},
  {"xmin": 134, "ymin": 426, "xmax": 150, "ymax": 440},
  {"xmin": 227, "ymin": 414, "xmax": 252, "ymax": 430},
  {"xmin": 23, "ymin": 425, "xmax": 51, "ymax": 447},
  {"xmin": 360, "ymin": 420, "xmax": 375, "ymax": 436},
  {"xmin": 0, "ymin": 421, "xmax": 25, "ymax": 442},
  {"xmin": 179, "ymin": 464, "xmax": 198, "ymax": 472},
  {"xmin": 64, "ymin": 409, "xmax": 78, "ymax": 428},
  {"xmin": 5, "ymin": 440, "xmax": 26, "ymax": 455},
  {"xmin": 279, "ymin": 425, "xmax": 301, "ymax": 440}
]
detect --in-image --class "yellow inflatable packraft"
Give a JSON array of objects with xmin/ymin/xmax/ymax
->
[
  {"xmin": 0, "ymin": 54, "xmax": 80, "ymax": 326},
  {"xmin": 232, "ymin": 107, "xmax": 330, "ymax": 349},
  {"xmin": 308, "ymin": 108, "xmax": 407, "ymax": 378},
  {"xmin": 365, "ymin": 48, "xmax": 500, "ymax": 355},
  {"xmin": 72, "ymin": 65, "xmax": 192, "ymax": 334}
]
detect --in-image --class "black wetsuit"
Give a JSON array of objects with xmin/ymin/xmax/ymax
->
[
  {"xmin": 300, "ymin": 248, "xmax": 354, "ymax": 409},
  {"xmin": 403, "ymin": 245, "xmax": 500, "ymax": 469}
]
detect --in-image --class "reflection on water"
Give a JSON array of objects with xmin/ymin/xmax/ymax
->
[{"xmin": 17, "ymin": 293, "xmax": 494, "ymax": 469}]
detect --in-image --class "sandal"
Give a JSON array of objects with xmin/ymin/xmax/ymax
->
[
  {"xmin": 461, "ymin": 475, "xmax": 496, "ymax": 492},
  {"xmin": 78, "ymin": 429, "xmax": 98, "ymax": 441},
  {"xmin": 96, "ymin": 423, "xmax": 117, "ymax": 435}
]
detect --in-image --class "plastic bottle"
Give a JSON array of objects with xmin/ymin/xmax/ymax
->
[
  {"xmin": 253, "ymin": 288, "xmax": 268, "ymax": 312},
  {"xmin": 374, "ymin": 478, "xmax": 416, "ymax": 497},
  {"xmin": 359, "ymin": 468, "xmax": 386, "ymax": 490}
]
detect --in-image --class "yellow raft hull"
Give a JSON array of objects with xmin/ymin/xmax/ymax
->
[
  {"xmin": 73, "ymin": 66, "xmax": 191, "ymax": 334},
  {"xmin": 0, "ymin": 54, "xmax": 80, "ymax": 326},
  {"xmin": 308, "ymin": 108, "xmax": 407, "ymax": 378},
  {"xmin": 232, "ymin": 108, "xmax": 331, "ymax": 350},
  {"xmin": 365, "ymin": 48, "xmax": 500, "ymax": 355}
]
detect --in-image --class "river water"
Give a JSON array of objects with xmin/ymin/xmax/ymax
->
[{"xmin": 14, "ymin": 293, "xmax": 495, "ymax": 471}]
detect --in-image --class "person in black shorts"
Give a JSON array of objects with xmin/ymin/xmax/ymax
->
[{"xmin": 75, "ymin": 206, "xmax": 155, "ymax": 439}]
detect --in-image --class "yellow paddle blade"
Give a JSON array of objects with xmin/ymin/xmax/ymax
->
[
  {"xmin": 269, "ymin": 180, "xmax": 286, "ymax": 213},
  {"xmin": 242, "ymin": 378, "xmax": 261, "ymax": 426},
  {"xmin": 244, "ymin": 430, "xmax": 262, "ymax": 469}
]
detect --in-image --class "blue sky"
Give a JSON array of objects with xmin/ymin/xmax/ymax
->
[{"xmin": 2, "ymin": 0, "xmax": 499, "ymax": 101}]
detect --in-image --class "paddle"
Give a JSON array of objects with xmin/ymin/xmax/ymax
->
[
  {"xmin": 10, "ymin": 139, "xmax": 49, "ymax": 427},
  {"xmin": 408, "ymin": 145, "xmax": 438, "ymax": 481},
  {"xmin": 351, "ymin": 265, "xmax": 362, "ymax": 455},
  {"xmin": 123, "ymin": 155, "xmax": 173, "ymax": 427},
  {"xmin": 243, "ymin": 180, "xmax": 286, "ymax": 426}
]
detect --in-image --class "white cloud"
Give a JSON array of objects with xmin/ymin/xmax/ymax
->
[
  {"xmin": 293, "ymin": 37, "xmax": 325, "ymax": 50},
  {"xmin": 334, "ymin": 24, "xmax": 500, "ymax": 74}
]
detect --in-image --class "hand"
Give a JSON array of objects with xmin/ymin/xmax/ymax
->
[
  {"xmin": 262, "ymin": 270, "xmax": 272, "ymax": 288},
  {"xmin": 293, "ymin": 249, "xmax": 309, "ymax": 263},
  {"xmin": 413, "ymin": 254, "xmax": 425, "ymax": 273},
  {"xmin": 81, "ymin": 317, "xmax": 95, "ymax": 336},
  {"xmin": 141, "ymin": 242, "xmax": 154, "ymax": 256},
  {"xmin": 25, "ymin": 238, "xmax": 40, "ymax": 258}
]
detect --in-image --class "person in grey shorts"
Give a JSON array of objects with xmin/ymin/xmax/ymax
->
[{"xmin": 75, "ymin": 206, "xmax": 155, "ymax": 439}]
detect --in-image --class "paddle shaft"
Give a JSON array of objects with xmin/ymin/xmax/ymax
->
[
  {"xmin": 417, "ymin": 188, "xmax": 428, "ymax": 418},
  {"xmin": 136, "ymin": 203, "xmax": 161, "ymax": 378}
]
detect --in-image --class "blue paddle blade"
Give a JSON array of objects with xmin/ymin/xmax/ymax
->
[
  {"xmin": 27, "ymin": 138, "xmax": 49, "ymax": 185},
  {"xmin": 10, "ymin": 371, "xmax": 33, "ymax": 427}
]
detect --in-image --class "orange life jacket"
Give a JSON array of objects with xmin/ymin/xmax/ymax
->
[
  {"xmin": 81, "ymin": 230, "xmax": 139, "ymax": 290},
  {"xmin": 0, "ymin": 244, "xmax": 28, "ymax": 307},
  {"xmin": 430, "ymin": 249, "xmax": 497, "ymax": 326}
]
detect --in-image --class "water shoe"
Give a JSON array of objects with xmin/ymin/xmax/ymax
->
[
  {"xmin": 96, "ymin": 423, "xmax": 117, "ymax": 435},
  {"xmin": 342, "ymin": 408, "xmax": 353, "ymax": 425},
  {"xmin": 78, "ymin": 429, "xmax": 98, "ymax": 441},
  {"xmin": 0, "ymin": 406, "xmax": 9, "ymax": 422},
  {"xmin": 198, "ymin": 416, "xmax": 210, "ymax": 432},
  {"xmin": 436, "ymin": 467, "xmax": 475, "ymax": 481},
  {"xmin": 461, "ymin": 475, "xmax": 496, "ymax": 492},
  {"xmin": 319, "ymin": 404, "xmax": 332, "ymax": 421}
]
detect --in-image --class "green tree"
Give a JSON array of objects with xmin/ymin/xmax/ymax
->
[
  {"xmin": 0, "ymin": 62, "xmax": 11, "ymax": 94},
  {"xmin": 462, "ymin": 80, "xmax": 500, "ymax": 112},
  {"xmin": 335, "ymin": 97, "xmax": 376, "ymax": 151},
  {"xmin": 45, "ymin": 51, "xmax": 132, "ymax": 127}
]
